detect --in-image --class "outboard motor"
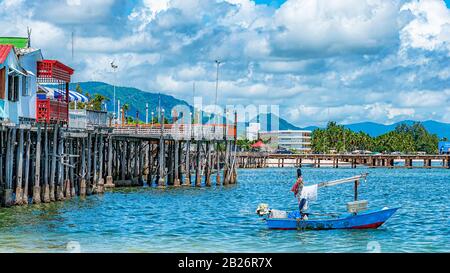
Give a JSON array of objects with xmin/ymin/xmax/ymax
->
[{"xmin": 256, "ymin": 203, "xmax": 270, "ymax": 216}]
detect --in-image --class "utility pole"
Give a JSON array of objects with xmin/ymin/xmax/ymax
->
[{"xmin": 71, "ymin": 30, "xmax": 74, "ymax": 60}]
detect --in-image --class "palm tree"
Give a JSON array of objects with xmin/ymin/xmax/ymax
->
[
  {"xmin": 122, "ymin": 103, "xmax": 130, "ymax": 124},
  {"xmin": 90, "ymin": 94, "xmax": 109, "ymax": 111}
]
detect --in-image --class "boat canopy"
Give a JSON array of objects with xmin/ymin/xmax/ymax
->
[{"xmin": 38, "ymin": 85, "xmax": 89, "ymax": 102}]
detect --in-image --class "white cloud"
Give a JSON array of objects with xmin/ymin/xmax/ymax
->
[
  {"xmin": 271, "ymin": 0, "xmax": 401, "ymax": 57},
  {"xmin": 400, "ymin": 0, "xmax": 450, "ymax": 52}
]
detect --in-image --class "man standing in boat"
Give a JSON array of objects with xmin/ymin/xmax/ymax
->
[{"xmin": 291, "ymin": 169, "xmax": 308, "ymax": 219}]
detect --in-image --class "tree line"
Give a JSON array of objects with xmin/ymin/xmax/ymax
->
[{"xmin": 311, "ymin": 121, "xmax": 440, "ymax": 154}]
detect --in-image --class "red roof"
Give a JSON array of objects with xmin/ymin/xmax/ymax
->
[
  {"xmin": 251, "ymin": 140, "xmax": 265, "ymax": 148},
  {"xmin": 0, "ymin": 45, "xmax": 13, "ymax": 64}
]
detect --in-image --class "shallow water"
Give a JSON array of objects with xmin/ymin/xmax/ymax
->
[{"xmin": 0, "ymin": 167, "xmax": 448, "ymax": 253}]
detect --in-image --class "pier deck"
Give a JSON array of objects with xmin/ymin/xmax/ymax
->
[{"xmin": 0, "ymin": 121, "xmax": 238, "ymax": 208}]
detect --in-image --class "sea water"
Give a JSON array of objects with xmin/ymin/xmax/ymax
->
[{"xmin": 0, "ymin": 167, "xmax": 448, "ymax": 253}]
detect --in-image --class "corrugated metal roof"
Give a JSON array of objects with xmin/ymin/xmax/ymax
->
[
  {"xmin": 0, "ymin": 45, "xmax": 13, "ymax": 64},
  {"xmin": 0, "ymin": 37, "xmax": 28, "ymax": 48}
]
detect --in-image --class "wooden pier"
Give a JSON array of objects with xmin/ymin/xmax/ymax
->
[
  {"xmin": 235, "ymin": 153, "xmax": 450, "ymax": 169},
  {"xmin": 0, "ymin": 120, "xmax": 238, "ymax": 208}
]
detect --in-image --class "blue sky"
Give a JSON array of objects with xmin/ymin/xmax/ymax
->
[{"xmin": 0, "ymin": 0, "xmax": 449, "ymax": 127}]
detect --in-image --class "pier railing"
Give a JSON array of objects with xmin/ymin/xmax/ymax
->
[
  {"xmin": 69, "ymin": 109, "xmax": 108, "ymax": 129},
  {"xmin": 36, "ymin": 98, "xmax": 68, "ymax": 124},
  {"xmin": 112, "ymin": 123, "xmax": 236, "ymax": 140}
]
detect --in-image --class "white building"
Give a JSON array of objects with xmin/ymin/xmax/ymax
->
[
  {"xmin": 259, "ymin": 130, "xmax": 312, "ymax": 153},
  {"xmin": 246, "ymin": 122, "xmax": 260, "ymax": 141}
]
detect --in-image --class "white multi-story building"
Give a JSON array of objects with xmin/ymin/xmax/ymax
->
[
  {"xmin": 246, "ymin": 122, "xmax": 260, "ymax": 141},
  {"xmin": 259, "ymin": 130, "xmax": 312, "ymax": 153}
]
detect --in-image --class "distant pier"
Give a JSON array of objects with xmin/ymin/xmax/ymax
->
[{"xmin": 236, "ymin": 152, "xmax": 450, "ymax": 169}]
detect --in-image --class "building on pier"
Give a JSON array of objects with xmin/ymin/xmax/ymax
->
[
  {"xmin": 0, "ymin": 44, "xmax": 28, "ymax": 125},
  {"xmin": 36, "ymin": 60, "xmax": 74, "ymax": 124},
  {"xmin": 16, "ymin": 47, "xmax": 44, "ymax": 124}
]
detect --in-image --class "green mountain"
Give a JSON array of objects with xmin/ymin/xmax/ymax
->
[{"xmin": 70, "ymin": 81, "xmax": 191, "ymax": 120}]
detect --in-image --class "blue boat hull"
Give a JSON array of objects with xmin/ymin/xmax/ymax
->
[{"xmin": 265, "ymin": 207, "xmax": 399, "ymax": 230}]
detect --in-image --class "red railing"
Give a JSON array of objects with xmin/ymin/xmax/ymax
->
[{"xmin": 36, "ymin": 98, "xmax": 68, "ymax": 124}]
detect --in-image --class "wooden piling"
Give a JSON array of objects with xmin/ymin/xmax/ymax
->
[
  {"xmin": 148, "ymin": 142, "xmax": 153, "ymax": 186},
  {"xmin": 80, "ymin": 137, "xmax": 87, "ymax": 197},
  {"xmin": 92, "ymin": 133, "xmax": 99, "ymax": 193},
  {"xmin": 183, "ymin": 141, "xmax": 191, "ymax": 186},
  {"xmin": 223, "ymin": 141, "xmax": 230, "ymax": 185},
  {"xmin": 49, "ymin": 124, "xmax": 58, "ymax": 201},
  {"xmin": 158, "ymin": 138, "xmax": 165, "ymax": 188},
  {"xmin": 174, "ymin": 140, "xmax": 180, "ymax": 187},
  {"xmin": 22, "ymin": 130, "xmax": 31, "ymax": 204},
  {"xmin": 216, "ymin": 142, "xmax": 221, "ymax": 185},
  {"xmin": 33, "ymin": 126, "xmax": 42, "ymax": 204},
  {"xmin": 139, "ymin": 140, "xmax": 144, "ymax": 186},
  {"xmin": 3, "ymin": 127, "xmax": 15, "ymax": 207},
  {"xmin": 205, "ymin": 142, "xmax": 211, "ymax": 187},
  {"xmin": 56, "ymin": 129, "xmax": 65, "ymax": 201},
  {"xmin": 14, "ymin": 129, "xmax": 24, "ymax": 205},
  {"xmin": 97, "ymin": 134, "xmax": 105, "ymax": 193},
  {"xmin": 106, "ymin": 136, "xmax": 114, "ymax": 188},
  {"xmin": 42, "ymin": 124, "xmax": 50, "ymax": 202},
  {"xmin": 86, "ymin": 132, "xmax": 93, "ymax": 195},
  {"xmin": 195, "ymin": 141, "xmax": 202, "ymax": 187},
  {"xmin": 64, "ymin": 139, "xmax": 71, "ymax": 199},
  {"xmin": 69, "ymin": 139, "xmax": 76, "ymax": 197}
]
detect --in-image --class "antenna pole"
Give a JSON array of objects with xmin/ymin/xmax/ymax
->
[{"xmin": 27, "ymin": 27, "xmax": 32, "ymax": 48}]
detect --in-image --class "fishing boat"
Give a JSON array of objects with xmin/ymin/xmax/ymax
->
[{"xmin": 256, "ymin": 173, "xmax": 399, "ymax": 230}]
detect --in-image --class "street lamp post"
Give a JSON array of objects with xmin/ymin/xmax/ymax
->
[
  {"xmin": 146, "ymin": 103, "xmax": 149, "ymax": 124},
  {"xmin": 151, "ymin": 112, "xmax": 154, "ymax": 128},
  {"xmin": 111, "ymin": 61, "xmax": 118, "ymax": 123},
  {"xmin": 214, "ymin": 60, "xmax": 221, "ymax": 130},
  {"xmin": 214, "ymin": 60, "xmax": 222, "ymax": 184}
]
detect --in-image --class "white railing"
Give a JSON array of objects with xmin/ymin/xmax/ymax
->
[
  {"xmin": 112, "ymin": 124, "xmax": 235, "ymax": 140},
  {"xmin": 69, "ymin": 109, "xmax": 108, "ymax": 129}
]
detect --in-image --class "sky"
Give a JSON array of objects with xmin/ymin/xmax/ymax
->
[{"xmin": 0, "ymin": 0, "xmax": 449, "ymax": 127}]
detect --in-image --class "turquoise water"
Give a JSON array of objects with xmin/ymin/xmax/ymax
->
[{"xmin": 0, "ymin": 168, "xmax": 448, "ymax": 253}]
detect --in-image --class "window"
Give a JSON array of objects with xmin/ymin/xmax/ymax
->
[
  {"xmin": 7, "ymin": 74, "xmax": 20, "ymax": 102},
  {"xmin": 22, "ymin": 76, "xmax": 29, "ymax": 96}
]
